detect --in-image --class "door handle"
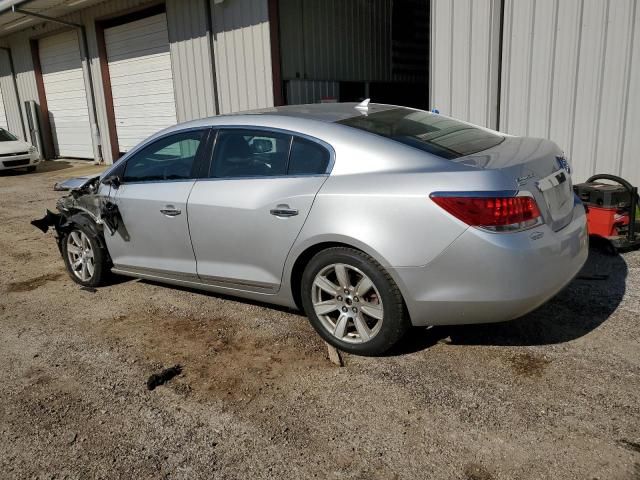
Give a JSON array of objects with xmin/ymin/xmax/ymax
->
[
  {"xmin": 270, "ymin": 205, "xmax": 299, "ymax": 218},
  {"xmin": 160, "ymin": 207, "xmax": 181, "ymax": 217}
]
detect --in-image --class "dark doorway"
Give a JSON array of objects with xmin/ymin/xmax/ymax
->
[{"xmin": 275, "ymin": 0, "xmax": 430, "ymax": 109}]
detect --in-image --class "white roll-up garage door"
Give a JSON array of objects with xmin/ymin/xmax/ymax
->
[
  {"xmin": 105, "ymin": 13, "xmax": 177, "ymax": 153},
  {"xmin": 39, "ymin": 30, "xmax": 94, "ymax": 158}
]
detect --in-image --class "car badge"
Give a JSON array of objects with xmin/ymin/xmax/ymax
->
[
  {"xmin": 556, "ymin": 156, "xmax": 571, "ymax": 174},
  {"xmin": 517, "ymin": 172, "xmax": 535, "ymax": 186}
]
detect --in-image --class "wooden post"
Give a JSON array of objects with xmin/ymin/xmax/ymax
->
[{"xmin": 326, "ymin": 342, "xmax": 343, "ymax": 367}]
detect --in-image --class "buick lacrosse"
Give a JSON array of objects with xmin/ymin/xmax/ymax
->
[{"xmin": 34, "ymin": 102, "xmax": 588, "ymax": 355}]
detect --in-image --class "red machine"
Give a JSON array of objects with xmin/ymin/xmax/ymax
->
[{"xmin": 573, "ymin": 174, "xmax": 640, "ymax": 251}]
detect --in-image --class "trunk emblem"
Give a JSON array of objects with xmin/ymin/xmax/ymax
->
[
  {"xmin": 517, "ymin": 172, "xmax": 535, "ymax": 185},
  {"xmin": 530, "ymin": 231, "xmax": 544, "ymax": 240}
]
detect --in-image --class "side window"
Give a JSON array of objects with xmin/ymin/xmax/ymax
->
[
  {"xmin": 288, "ymin": 137, "xmax": 330, "ymax": 175},
  {"xmin": 122, "ymin": 130, "xmax": 206, "ymax": 183},
  {"xmin": 211, "ymin": 130, "xmax": 292, "ymax": 178}
]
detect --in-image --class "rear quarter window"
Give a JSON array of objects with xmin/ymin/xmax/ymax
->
[{"xmin": 288, "ymin": 137, "xmax": 330, "ymax": 175}]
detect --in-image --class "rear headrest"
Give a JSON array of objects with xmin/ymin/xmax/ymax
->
[{"xmin": 219, "ymin": 134, "xmax": 251, "ymax": 161}]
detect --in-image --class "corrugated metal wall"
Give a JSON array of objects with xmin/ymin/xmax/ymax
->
[
  {"xmin": 279, "ymin": 0, "xmax": 392, "ymax": 82},
  {"xmin": 433, "ymin": 0, "xmax": 640, "ymax": 185},
  {"xmin": 0, "ymin": 49, "xmax": 24, "ymax": 139},
  {"xmin": 210, "ymin": 0, "xmax": 273, "ymax": 114},
  {"xmin": 501, "ymin": 0, "xmax": 640, "ymax": 184},
  {"xmin": 430, "ymin": 0, "xmax": 501, "ymax": 128},
  {"xmin": 4, "ymin": 39, "xmax": 37, "ymax": 142},
  {"xmin": 166, "ymin": 0, "xmax": 217, "ymax": 122},
  {"xmin": 286, "ymin": 79, "xmax": 339, "ymax": 104}
]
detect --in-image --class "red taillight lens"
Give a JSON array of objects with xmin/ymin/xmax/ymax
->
[{"xmin": 430, "ymin": 194, "xmax": 542, "ymax": 232}]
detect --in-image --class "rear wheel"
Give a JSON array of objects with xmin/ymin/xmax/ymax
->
[
  {"xmin": 301, "ymin": 247, "xmax": 409, "ymax": 356},
  {"xmin": 61, "ymin": 225, "xmax": 108, "ymax": 287}
]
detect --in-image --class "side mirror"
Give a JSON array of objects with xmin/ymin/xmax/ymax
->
[{"xmin": 102, "ymin": 175, "xmax": 121, "ymax": 189}]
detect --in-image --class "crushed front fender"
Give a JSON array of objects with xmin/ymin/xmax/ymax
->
[{"xmin": 31, "ymin": 209, "xmax": 62, "ymax": 234}]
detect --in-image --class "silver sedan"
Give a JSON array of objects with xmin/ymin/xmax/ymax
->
[{"xmin": 35, "ymin": 102, "xmax": 588, "ymax": 355}]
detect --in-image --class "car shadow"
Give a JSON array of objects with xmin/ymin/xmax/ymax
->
[
  {"xmin": 388, "ymin": 245, "xmax": 628, "ymax": 355},
  {"xmin": 117, "ymin": 245, "xmax": 627, "ymax": 356},
  {"xmin": 136, "ymin": 278, "xmax": 301, "ymax": 316},
  {"xmin": 107, "ymin": 273, "xmax": 137, "ymax": 286}
]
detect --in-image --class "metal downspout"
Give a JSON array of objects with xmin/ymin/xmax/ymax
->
[
  {"xmin": 204, "ymin": 0, "xmax": 220, "ymax": 114},
  {"xmin": 12, "ymin": 6, "xmax": 103, "ymax": 163}
]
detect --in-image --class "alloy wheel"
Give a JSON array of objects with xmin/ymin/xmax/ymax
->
[
  {"xmin": 311, "ymin": 263, "xmax": 384, "ymax": 344},
  {"xmin": 66, "ymin": 231, "xmax": 95, "ymax": 282}
]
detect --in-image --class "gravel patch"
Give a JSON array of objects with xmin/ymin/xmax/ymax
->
[{"xmin": 1, "ymin": 161, "xmax": 639, "ymax": 479}]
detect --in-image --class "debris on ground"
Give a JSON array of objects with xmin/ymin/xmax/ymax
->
[
  {"xmin": 325, "ymin": 342, "xmax": 343, "ymax": 367},
  {"xmin": 146, "ymin": 364, "xmax": 183, "ymax": 391},
  {"xmin": 63, "ymin": 432, "xmax": 77, "ymax": 445}
]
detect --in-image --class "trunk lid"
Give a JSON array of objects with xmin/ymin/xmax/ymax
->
[{"xmin": 454, "ymin": 136, "xmax": 575, "ymax": 231}]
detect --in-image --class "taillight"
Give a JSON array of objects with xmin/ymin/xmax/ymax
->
[{"xmin": 430, "ymin": 193, "xmax": 543, "ymax": 232}]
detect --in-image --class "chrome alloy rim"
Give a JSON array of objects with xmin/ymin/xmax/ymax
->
[
  {"xmin": 311, "ymin": 263, "xmax": 384, "ymax": 344},
  {"xmin": 66, "ymin": 231, "xmax": 95, "ymax": 282}
]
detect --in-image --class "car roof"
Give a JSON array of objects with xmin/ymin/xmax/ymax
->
[
  {"xmin": 144, "ymin": 102, "xmax": 407, "ymax": 150},
  {"xmin": 165, "ymin": 102, "xmax": 403, "ymax": 135},
  {"xmin": 237, "ymin": 102, "xmax": 400, "ymax": 123}
]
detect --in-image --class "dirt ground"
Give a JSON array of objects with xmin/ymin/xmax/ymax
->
[{"xmin": 1, "ymin": 160, "xmax": 639, "ymax": 480}]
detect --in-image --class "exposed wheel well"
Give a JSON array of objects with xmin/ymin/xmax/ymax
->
[{"xmin": 290, "ymin": 241, "xmax": 369, "ymax": 312}]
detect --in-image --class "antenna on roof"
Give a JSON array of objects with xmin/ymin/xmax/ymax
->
[{"xmin": 355, "ymin": 98, "xmax": 370, "ymax": 113}]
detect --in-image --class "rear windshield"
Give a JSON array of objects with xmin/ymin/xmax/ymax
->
[
  {"xmin": 338, "ymin": 108, "xmax": 504, "ymax": 159},
  {"xmin": 0, "ymin": 129, "xmax": 17, "ymax": 142}
]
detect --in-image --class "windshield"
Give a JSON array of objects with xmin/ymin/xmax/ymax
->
[
  {"xmin": 338, "ymin": 108, "xmax": 504, "ymax": 159},
  {"xmin": 0, "ymin": 129, "xmax": 18, "ymax": 142}
]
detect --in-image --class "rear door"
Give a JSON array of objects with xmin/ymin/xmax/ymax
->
[
  {"xmin": 187, "ymin": 129, "xmax": 332, "ymax": 292},
  {"xmin": 104, "ymin": 128, "xmax": 210, "ymax": 276}
]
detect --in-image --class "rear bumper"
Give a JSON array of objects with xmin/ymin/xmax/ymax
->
[
  {"xmin": 0, "ymin": 152, "xmax": 39, "ymax": 170},
  {"xmin": 393, "ymin": 202, "xmax": 589, "ymax": 326}
]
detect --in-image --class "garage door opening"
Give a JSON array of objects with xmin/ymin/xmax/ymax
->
[
  {"xmin": 276, "ymin": 0, "xmax": 430, "ymax": 110},
  {"xmin": 38, "ymin": 30, "xmax": 94, "ymax": 159},
  {"xmin": 97, "ymin": 5, "xmax": 177, "ymax": 161}
]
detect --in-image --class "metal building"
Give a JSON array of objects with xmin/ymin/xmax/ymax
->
[
  {"xmin": 0, "ymin": 0, "xmax": 638, "ymax": 186},
  {"xmin": 431, "ymin": 0, "xmax": 640, "ymax": 185}
]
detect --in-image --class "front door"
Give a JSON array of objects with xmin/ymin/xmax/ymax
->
[
  {"xmin": 187, "ymin": 129, "xmax": 332, "ymax": 292},
  {"xmin": 104, "ymin": 129, "xmax": 210, "ymax": 277}
]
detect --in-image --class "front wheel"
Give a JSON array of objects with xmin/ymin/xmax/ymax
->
[
  {"xmin": 61, "ymin": 225, "xmax": 108, "ymax": 287},
  {"xmin": 301, "ymin": 247, "xmax": 409, "ymax": 356}
]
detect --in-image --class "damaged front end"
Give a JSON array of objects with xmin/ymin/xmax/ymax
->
[{"xmin": 31, "ymin": 175, "xmax": 122, "ymax": 254}]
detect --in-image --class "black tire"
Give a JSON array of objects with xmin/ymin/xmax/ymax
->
[
  {"xmin": 26, "ymin": 165, "xmax": 36, "ymax": 173},
  {"xmin": 61, "ymin": 223, "xmax": 108, "ymax": 288},
  {"xmin": 300, "ymin": 247, "xmax": 410, "ymax": 356}
]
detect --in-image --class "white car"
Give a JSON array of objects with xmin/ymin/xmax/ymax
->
[{"xmin": 0, "ymin": 128, "xmax": 40, "ymax": 172}]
